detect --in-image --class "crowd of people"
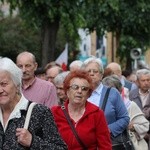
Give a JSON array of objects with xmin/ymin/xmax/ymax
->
[{"xmin": 0, "ymin": 51, "xmax": 150, "ymax": 150}]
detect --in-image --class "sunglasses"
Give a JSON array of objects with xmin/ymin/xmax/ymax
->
[{"xmin": 69, "ymin": 84, "xmax": 89, "ymax": 92}]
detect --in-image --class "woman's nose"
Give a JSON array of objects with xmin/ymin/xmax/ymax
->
[
  {"xmin": 0, "ymin": 86, "xmax": 4, "ymax": 93},
  {"xmin": 77, "ymin": 87, "xmax": 82, "ymax": 92}
]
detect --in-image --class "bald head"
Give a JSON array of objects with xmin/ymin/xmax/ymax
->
[
  {"xmin": 106, "ymin": 62, "xmax": 122, "ymax": 78},
  {"xmin": 69, "ymin": 60, "xmax": 83, "ymax": 72},
  {"xmin": 46, "ymin": 66, "xmax": 63, "ymax": 83},
  {"xmin": 16, "ymin": 51, "xmax": 36, "ymax": 63}
]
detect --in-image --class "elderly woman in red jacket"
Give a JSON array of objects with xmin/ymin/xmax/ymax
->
[{"xmin": 51, "ymin": 70, "xmax": 112, "ymax": 150}]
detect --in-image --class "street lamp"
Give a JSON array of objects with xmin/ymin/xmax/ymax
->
[{"xmin": 130, "ymin": 48, "xmax": 142, "ymax": 70}]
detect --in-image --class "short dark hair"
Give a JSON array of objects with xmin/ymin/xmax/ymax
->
[{"xmin": 35, "ymin": 67, "xmax": 45, "ymax": 75}]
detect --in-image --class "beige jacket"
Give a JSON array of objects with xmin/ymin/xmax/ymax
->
[{"xmin": 128, "ymin": 101, "xmax": 149, "ymax": 150}]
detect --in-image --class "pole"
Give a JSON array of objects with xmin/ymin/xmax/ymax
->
[{"xmin": 134, "ymin": 59, "xmax": 138, "ymax": 70}]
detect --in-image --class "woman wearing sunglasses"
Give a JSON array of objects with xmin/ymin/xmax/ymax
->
[{"xmin": 51, "ymin": 70, "xmax": 111, "ymax": 150}]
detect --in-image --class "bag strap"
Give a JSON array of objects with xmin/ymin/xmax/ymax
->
[
  {"xmin": 101, "ymin": 87, "xmax": 111, "ymax": 111},
  {"xmin": 24, "ymin": 102, "xmax": 37, "ymax": 129},
  {"xmin": 61, "ymin": 105, "xmax": 87, "ymax": 150}
]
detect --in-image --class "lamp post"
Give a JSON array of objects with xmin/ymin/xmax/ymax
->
[{"xmin": 130, "ymin": 48, "xmax": 142, "ymax": 70}]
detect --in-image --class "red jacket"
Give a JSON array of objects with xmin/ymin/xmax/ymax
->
[{"xmin": 51, "ymin": 100, "xmax": 112, "ymax": 150}]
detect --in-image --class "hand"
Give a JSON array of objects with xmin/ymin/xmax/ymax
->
[
  {"xmin": 16, "ymin": 128, "xmax": 32, "ymax": 147},
  {"xmin": 128, "ymin": 122, "xmax": 135, "ymax": 132},
  {"xmin": 144, "ymin": 133, "xmax": 150, "ymax": 142}
]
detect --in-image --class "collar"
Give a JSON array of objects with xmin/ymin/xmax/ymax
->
[
  {"xmin": 120, "ymin": 76, "xmax": 125, "ymax": 86},
  {"xmin": 139, "ymin": 89, "xmax": 150, "ymax": 96},
  {"xmin": 94, "ymin": 83, "xmax": 103, "ymax": 95},
  {"xmin": 22, "ymin": 77, "xmax": 36, "ymax": 90},
  {"xmin": 8, "ymin": 95, "xmax": 29, "ymax": 119},
  {"xmin": 0, "ymin": 95, "xmax": 29, "ymax": 131}
]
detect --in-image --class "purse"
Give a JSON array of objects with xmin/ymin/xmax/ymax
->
[
  {"xmin": 111, "ymin": 130, "xmax": 135, "ymax": 150},
  {"xmin": 61, "ymin": 105, "xmax": 88, "ymax": 150},
  {"xmin": 101, "ymin": 87, "xmax": 135, "ymax": 150}
]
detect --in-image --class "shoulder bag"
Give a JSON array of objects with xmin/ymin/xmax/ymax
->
[
  {"xmin": 101, "ymin": 87, "xmax": 135, "ymax": 150},
  {"xmin": 61, "ymin": 105, "xmax": 88, "ymax": 150},
  {"xmin": 24, "ymin": 102, "xmax": 37, "ymax": 129}
]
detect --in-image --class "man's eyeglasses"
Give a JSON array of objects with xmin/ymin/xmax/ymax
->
[
  {"xmin": 69, "ymin": 84, "xmax": 89, "ymax": 92},
  {"xmin": 87, "ymin": 69, "xmax": 99, "ymax": 74}
]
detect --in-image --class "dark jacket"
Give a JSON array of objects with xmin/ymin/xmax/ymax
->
[
  {"xmin": 0, "ymin": 103, "xmax": 67, "ymax": 150},
  {"xmin": 129, "ymin": 88, "xmax": 143, "ymax": 110}
]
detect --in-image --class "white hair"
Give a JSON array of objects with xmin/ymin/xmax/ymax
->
[
  {"xmin": 54, "ymin": 71, "xmax": 70, "ymax": 85},
  {"xmin": 0, "ymin": 57, "xmax": 23, "ymax": 93},
  {"xmin": 69, "ymin": 60, "xmax": 83, "ymax": 69},
  {"xmin": 82, "ymin": 56, "xmax": 104, "ymax": 74},
  {"xmin": 136, "ymin": 69, "xmax": 150, "ymax": 80}
]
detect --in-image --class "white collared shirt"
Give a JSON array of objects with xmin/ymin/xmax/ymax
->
[
  {"xmin": 0, "ymin": 95, "xmax": 29, "ymax": 132},
  {"xmin": 88, "ymin": 83, "xmax": 103, "ymax": 107}
]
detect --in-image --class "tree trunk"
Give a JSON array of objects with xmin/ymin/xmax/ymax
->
[
  {"xmin": 126, "ymin": 58, "xmax": 132, "ymax": 70},
  {"xmin": 115, "ymin": 31, "xmax": 120, "ymax": 51},
  {"xmin": 115, "ymin": 31, "xmax": 121, "ymax": 62},
  {"xmin": 41, "ymin": 19, "xmax": 60, "ymax": 67}
]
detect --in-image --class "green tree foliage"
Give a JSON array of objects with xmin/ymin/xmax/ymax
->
[
  {"xmin": 1, "ymin": 0, "xmax": 150, "ymax": 69},
  {"xmin": 0, "ymin": 14, "xmax": 79, "ymax": 67},
  {"xmin": 3, "ymin": 0, "xmax": 83, "ymax": 66},
  {"xmin": 83, "ymin": 0, "xmax": 150, "ymax": 69},
  {"xmin": 84, "ymin": 0, "xmax": 150, "ymax": 43},
  {"xmin": 0, "ymin": 14, "xmax": 41, "ymax": 64}
]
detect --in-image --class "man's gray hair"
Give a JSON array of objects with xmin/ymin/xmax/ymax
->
[
  {"xmin": 54, "ymin": 71, "xmax": 70, "ymax": 85},
  {"xmin": 82, "ymin": 56, "xmax": 104, "ymax": 74},
  {"xmin": 136, "ymin": 69, "xmax": 150, "ymax": 80},
  {"xmin": 0, "ymin": 57, "xmax": 23, "ymax": 93}
]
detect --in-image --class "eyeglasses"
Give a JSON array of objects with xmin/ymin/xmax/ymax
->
[
  {"xmin": 69, "ymin": 84, "xmax": 89, "ymax": 92},
  {"xmin": 87, "ymin": 69, "xmax": 99, "ymax": 74}
]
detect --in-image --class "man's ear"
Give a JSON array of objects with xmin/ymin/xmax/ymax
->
[
  {"xmin": 34, "ymin": 62, "xmax": 38, "ymax": 71},
  {"xmin": 135, "ymin": 80, "xmax": 139, "ymax": 87}
]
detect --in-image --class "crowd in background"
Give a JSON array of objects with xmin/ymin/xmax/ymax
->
[
  {"xmin": 34, "ymin": 52, "xmax": 150, "ymax": 150},
  {"xmin": 0, "ymin": 51, "xmax": 150, "ymax": 150}
]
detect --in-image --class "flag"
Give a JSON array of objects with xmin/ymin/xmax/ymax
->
[{"xmin": 55, "ymin": 43, "xmax": 68, "ymax": 71}]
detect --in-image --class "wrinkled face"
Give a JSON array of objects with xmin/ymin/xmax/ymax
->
[
  {"xmin": 84, "ymin": 62, "xmax": 102, "ymax": 86},
  {"xmin": 17, "ymin": 55, "xmax": 37, "ymax": 81},
  {"xmin": 137, "ymin": 74, "xmax": 150, "ymax": 92},
  {"xmin": 0, "ymin": 71, "xmax": 18, "ymax": 107},
  {"xmin": 67, "ymin": 78, "xmax": 90, "ymax": 105},
  {"xmin": 55, "ymin": 84, "xmax": 67, "ymax": 101}
]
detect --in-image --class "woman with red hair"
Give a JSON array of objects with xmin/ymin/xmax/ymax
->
[{"xmin": 51, "ymin": 70, "xmax": 111, "ymax": 150}]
